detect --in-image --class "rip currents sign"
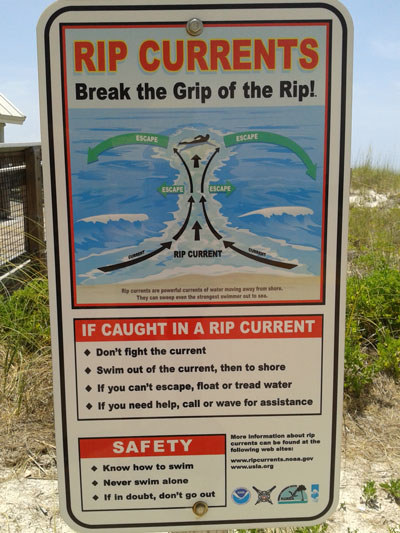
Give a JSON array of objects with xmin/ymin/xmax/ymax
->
[{"xmin": 38, "ymin": 0, "xmax": 353, "ymax": 531}]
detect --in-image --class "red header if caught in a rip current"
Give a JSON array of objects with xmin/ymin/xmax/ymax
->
[
  {"xmin": 80, "ymin": 435, "xmax": 226, "ymax": 458},
  {"xmin": 75, "ymin": 315, "xmax": 322, "ymax": 342}
]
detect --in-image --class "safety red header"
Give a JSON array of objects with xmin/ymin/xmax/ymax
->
[{"xmin": 79, "ymin": 434, "xmax": 226, "ymax": 458}]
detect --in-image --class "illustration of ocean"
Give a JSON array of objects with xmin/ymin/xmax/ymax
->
[{"xmin": 68, "ymin": 106, "xmax": 325, "ymax": 286}]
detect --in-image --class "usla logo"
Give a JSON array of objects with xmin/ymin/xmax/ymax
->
[{"xmin": 232, "ymin": 487, "xmax": 251, "ymax": 504}]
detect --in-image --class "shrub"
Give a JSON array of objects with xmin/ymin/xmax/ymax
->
[
  {"xmin": 0, "ymin": 276, "xmax": 50, "ymax": 356},
  {"xmin": 345, "ymin": 259, "xmax": 400, "ymax": 395},
  {"xmin": 376, "ymin": 336, "xmax": 400, "ymax": 378},
  {"xmin": 0, "ymin": 275, "xmax": 50, "ymax": 412},
  {"xmin": 346, "ymin": 260, "xmax": 400, "ymax": 339}
]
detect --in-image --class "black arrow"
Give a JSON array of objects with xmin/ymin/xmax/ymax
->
[
  {"xmin": 223, "ymin": 241, "xmax": 297, "ymax": 270},
  {"xmin": 98, "ymin": 242, "xmax": 172, "ymax": 272},
  {"xmin": 199, "ymin": 196, "xmax": 222, "ymax": 240},
  {"xmin": 192, "ymin": 221, "xmax": 202, "ymax": 241},
  {"xmin": 191, "ymin": 154, "xmax": 201, "ymax": 168},
  {"xmin": 201, "ymin": 147, "xmax": 220, "ymax": 193},
  {"xmin": 174, "ymin": 148, "xmax": 193, "ymax": 193},
  {"xmin": 173, "ymin": 196, "xmax": 195, "ymax": 241}
]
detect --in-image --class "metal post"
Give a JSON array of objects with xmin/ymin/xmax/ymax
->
[
  {"xmin": 24, "ymin": 145, "xmax": 45, "ymax": 258},
  {"xmin": 0, "ymin": 145, "xmax": 11, "ymax": 220}
]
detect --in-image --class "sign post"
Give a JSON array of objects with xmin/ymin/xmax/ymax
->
[{"xmin": 38, "ymin": 0, "xmax": 353, "ymax": 531}]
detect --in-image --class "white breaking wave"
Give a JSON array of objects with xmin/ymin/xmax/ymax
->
[
  {"xmin": 268, "ymin": 236, "xmax": 318, "ymax": 252},
  {"xmin": 239, "ymin": 206, "xmax": 314, "ymax": 218},
  {"xmin": 79, "ymin": 268, "xmax": 105, "ymax": 281},
  {"xmin": 78, "ymin": 213, "xmax": 148, "ymax": 224}
]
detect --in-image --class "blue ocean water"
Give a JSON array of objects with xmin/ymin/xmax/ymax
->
[{"xmin": 68, "ymin": 106, "xmax": 325, "ymax": 285}]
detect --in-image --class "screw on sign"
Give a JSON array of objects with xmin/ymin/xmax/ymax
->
[{"xmin": 186, "ymin": 18, "xmax": 204, "ymax": 36}]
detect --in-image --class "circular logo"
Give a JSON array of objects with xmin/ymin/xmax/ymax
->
[{"xmin": 232, "ymin": 487, "xmax": 251, "ymax": 504}]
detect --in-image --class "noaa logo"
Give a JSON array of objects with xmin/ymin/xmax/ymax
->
[{"xmin": 232, "ymin": 487, "xmax": 251, "ymax": 504}]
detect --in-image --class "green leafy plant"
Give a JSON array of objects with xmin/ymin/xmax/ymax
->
[
  {"xmin": 361, "ymin": 480, "xmax": 378, "ymax": 508},
  {"xmin": 376, "ymin": 337, "xmax": 400, "ymax": 378},
  {"xmin": 380, "ymin": 479, "xmax": 400, "ymax": 504},
  {"xmin": 344, "ymin": 334, "xmax": 375, "ymax": 396},
  {"xmin": 293, "ymin": 525, "xmax": 328, "ymax": 532},
  {"xmin": 351, "ymin": 150, "xmax": 400, "ymax": 195}
]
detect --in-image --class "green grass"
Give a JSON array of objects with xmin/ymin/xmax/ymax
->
[
  {"xmin": 0, "ymin": 267, "xmax": 51, "ymax": 414},
  {"xmin": 345, "ymin": 258, "xmax": 400, "ymax": 395},
  {"xmin": 348, "ymin": 208, "xmax": 400, "ymax": 272},
  {"xmin": 348, "ymin": 154, "xmax": 400, "ymax": 273},
  {"xmin": 351, "ymin": 149, "xmax": 400, "ymax": 194}
]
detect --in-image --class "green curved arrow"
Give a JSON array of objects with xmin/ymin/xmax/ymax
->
[
  {"xmin": 88, "ymin": 133, "xmax": 169, "ymax": 163},
  {"xmin": 224, "ymin": 131, "xmax": 317, "ymax": 180}
]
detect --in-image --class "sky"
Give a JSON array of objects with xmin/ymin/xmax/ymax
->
[{"xmin": 1, "ymin": 0, "xmax": 400, "ymax": 168}]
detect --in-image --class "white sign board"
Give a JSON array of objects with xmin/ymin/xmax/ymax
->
[{"xmin": 37, "ymin": 0, "xmax": 353, "ymax": 531}]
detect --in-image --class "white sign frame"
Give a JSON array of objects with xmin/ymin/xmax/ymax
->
[{"xmin": 38, "ymin": 1, "xmax": 353, "ymax": 531}]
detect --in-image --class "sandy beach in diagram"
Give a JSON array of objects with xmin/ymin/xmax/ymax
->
[{"xmin": 76, "ymin": 273, "xmax": 321, "ymax": 305}]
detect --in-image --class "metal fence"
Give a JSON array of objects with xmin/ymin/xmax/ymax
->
[{"xmin": 0, "ymin": 143, "xmax": 44, "ymax": 273}]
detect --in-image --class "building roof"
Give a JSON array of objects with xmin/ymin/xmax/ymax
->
[{"xmin": 0, "ymin": 93, "xmax": 26, "ymax": 125}]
